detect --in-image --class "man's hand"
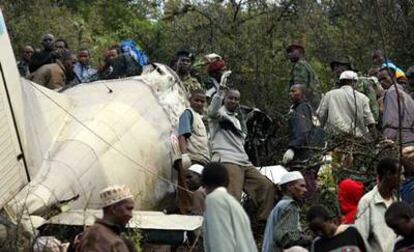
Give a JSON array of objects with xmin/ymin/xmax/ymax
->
[
  {"xmin": 181, "ymin": 153, "xmax": 192, "ymax": 169},
  {"xmin": 283, "ymin": 149, "xmax": 295, "ymax": 164}
]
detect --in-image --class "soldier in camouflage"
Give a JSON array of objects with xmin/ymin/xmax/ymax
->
[
  {"xmin": 174, "ymin": 49, "xmax": 203, "ymax": 93},
  {"xmin": 330, "ymin": 56, "xmax": 380, "ymax": 123},
  {"xmin": 287, "ymin": 42, "xmax": 321, "ymax": 110}
]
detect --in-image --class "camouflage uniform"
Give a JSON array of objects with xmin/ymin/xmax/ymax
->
[
  {"xmin": 181, "ymin": 74, "xmax": 203, "ymax": 93},
  {"xmin": 356, "ymin": 77, "xmax": 380, "ymax": 123},
  {"xmin": 289, "ymin": 58, "xmax": 321, "ymax": 109}
]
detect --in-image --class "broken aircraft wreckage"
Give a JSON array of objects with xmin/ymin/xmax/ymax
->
[{"xmin": 0, "ymin": 8, "xmax": 284, "ymax": 246}]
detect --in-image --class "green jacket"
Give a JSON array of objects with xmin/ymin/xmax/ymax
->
[
  {"xmin": 289, "ymin": 59, "xmax": 321, "ymax": 109},
  {"xmin": 357, "ymin": 77, "xmax": 380, "ymax": 122}
]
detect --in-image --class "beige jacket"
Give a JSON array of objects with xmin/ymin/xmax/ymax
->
[{"xmin": 30, "ymin": 60, "xmax": 66, "ymax": 89}]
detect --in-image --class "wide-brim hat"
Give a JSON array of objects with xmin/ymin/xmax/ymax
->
[{"xmin": 286, "ymin": 41, "xmax": 304, "ymax": 53}]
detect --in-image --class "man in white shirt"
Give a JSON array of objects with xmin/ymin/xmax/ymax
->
[
  {"xmin": 355, "ymin": 158, "xmax": 400, "ymax": 251},
  {"xmin": 317, "ymin": 71, "xmax": 376, "ymax": 138}
]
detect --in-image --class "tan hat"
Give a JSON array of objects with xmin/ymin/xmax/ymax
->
[{"xmin": 100, "ymin": 185, "xmax": 133, "ymax": 207}]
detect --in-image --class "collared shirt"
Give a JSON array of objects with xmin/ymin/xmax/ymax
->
[
  {"xmin": 208, "ymin": 92, "xmax": 251, "ymax": 166},
  {"xmin": 317, "ymin": 85, "xmax": 375, "ymax": 137},
  {"xmin": 355, "ymin": 185, "xmax": 397, "ymax": 252},
  {"xmin": 73, "ymin": 62, "xmax": 97, "ymax": 83},
  {"xmin": 382, "ymin": 84, "xmax": 414, "ymax": 146}
]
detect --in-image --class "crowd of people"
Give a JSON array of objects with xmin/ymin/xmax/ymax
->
[{"xmin": 22, "ymin": 33, "xmax": 414, "ymax": 252}]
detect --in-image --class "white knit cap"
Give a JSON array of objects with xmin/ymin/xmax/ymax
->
[
  {"xmin": 188, "ymin": 164, "xmax": 204, "ymax": 175},
  {"xmin": 279, "ymin": 171, "xmax": 304, "ymax": 185},
  {"xmin": 100, "ymin": 185, "xmax": 133, "ymax": 207},
  {"xmin": 339, "ymin": 70, "xmax": 358, "ymax": 80}
]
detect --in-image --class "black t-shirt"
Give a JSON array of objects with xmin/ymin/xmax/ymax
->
[
  {"xmin": 394, "ymin": 236, "xmax": 414, "ymax": 252},
  {"xmin": 312, "ymin": 226, "xmax": 366, "ymax": 252}
]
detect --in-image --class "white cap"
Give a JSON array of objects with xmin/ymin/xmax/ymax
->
[
  {"xmin": 279, "ymin": 171, "xmax": 304, "ymax": 185},
  {"xmin": 100, "ymin": 185, "xmax": 133, "ymax": 208},
  {"xmin": 188, "ymin": 164, "xmax": 204, "ymax": 175},
  {"xmin": 339, "ymin": 70, "xmax": 358, "ymax": 80},
  {"xmin": 204, "ymin": 53, "xmax": 222, "ymax": 63}
]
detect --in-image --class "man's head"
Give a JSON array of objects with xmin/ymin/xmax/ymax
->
[
  {"xmin": 105, "ymin": 46, "xmax": 119, "ymax": 63},
  {"xmin": 279, "ymin": 171, "xmax": 307, "ymax": 201},
  {"xmin": 339, "ymin": 70, "xmax": 358, "ymax": 87},
  {"xmin": 55, "ymin": 39, "xmax": 69, "ymax": 50},
  {"xmin": 307, "ymin": 205, "xmax": 338, "ymax": 238},
  {"xmin": 22, "ymin": 45, "xmax": 34, "ymax": 61},
  {"xmin": 406, "ymin": 66, "xmax": 414, "ymax": 88},
  {"xmin": 289, "ymin": 84, "xmax": 306, "ymax": 103},
  {"xmin": 100, "ymin": 185, "xmax": 135, "ymax": 227},
  {"xmin": 186, "ymin": 164, "xmax": 204, "ymax": 191},
  {"xmin": 372, "ymin": 49, "xmax": 385, "ymax": 66},
  {"xmin": 201, "ymin": 162, "xmax": 229, "ymax": 194},
  {"xmin": 175, "ymin": 49, "xmax": 193, "ymax": 76},
  {"xmin": 330, "ymin": 57, "xmax": 354, "ymax": 78},
  {"xmin": 41, "ymin": 33, "xmax": 55, "ymax": 51},
  {"xmin": 224, "ymin": 89, "xmax": 240, "ymax": 112},
  {"xmin": 385, "ymin": 201, "xmax": 414, "ymax": 237},
  {"xmin": 286, "ymin": 43, "xmax": 304, "ymax": 63},
  {"xmin": 60, "ymin": 51, "xmax": 77, "ymax": 72},
  {"xmin": 377, "ymin": 158, "xmax": 401, "ymax": 190},
  {"xmin": 207, "ymin": 59, "xmax": 227, "ymax": 82},
  {"xmin": 77, "ymin": 48, "xmax": 90, "ymax": 66},
  {"xmin": 378, "ymin": 67, "xmax": 396, "ymax": 89},
  {"xmin": 402, "ymin": 147, "xmax": 414, "ymax": 178},
  {"xmin": 189, "ymin": 89, "xmax": 206, "ymax": 114}
]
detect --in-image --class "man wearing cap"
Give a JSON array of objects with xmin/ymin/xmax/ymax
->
[
  {"xmin": 204, "ymin": 58, "xmax": 227, "ymax": 97},
  {"xmin": 186, "ymin": 164, "xmax": 206, "ymax": 215},
  {"xmin": 330, "ymin": 56, "xmax": 380, "ymax": 122},
  {"xmin": 287, "ymin": 42, "xmax": 321, "ymax": 109},
  {"xmin": 208, "ymin": 87, "xmax": 275, "ymax": 222},
  {"xmin": 317, "ymin": 70, "xmax": 376, "ymax": 138},
  {"xmin": 174, "ymin": 49, "xmax": 203, "ymax": 93},
  {"xmin": 262, "ymin": 171, "xmax": 311, "ymax": 252},
  {"xmin": 79, "ymin": 185, "xmax": 135, "ymax": 252},
  {"xmin": 377, "ymin": 67, "xmax": 414, "ymax": 147}
]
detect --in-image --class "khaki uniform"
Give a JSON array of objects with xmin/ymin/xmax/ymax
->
[
  {"xmin": 30, "ymin": 60, "xmax": 66, "ymax": 89},
  {"xmin": 79, "ymin": 219, "xmax": 130, "ymax": 252}
]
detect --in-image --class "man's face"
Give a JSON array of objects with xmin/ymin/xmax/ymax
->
[
  {"xmin": 78, "ymin": 50, "xmax": 90, "ymax": 65},
  {"xmin": 186, "ymin": 171, "xmax": 202, "ymax": 191},
  {"xmin": 386, "ymin": 216, "xmax": 413, "ymax": 237},
  {"xmin": 190, "ymin": 94, "xmax": 206, "ymax": 114},
  {"xmin": 22, "ymin": 46, "xmax": 34, "ymax": 61},
  {"xmin": 372, "ymin": 53, "xmax": 385, "ymax": 66},
  {"xmin": 112, "ymin": 198, "xmax": 134, "ymax": 227},
  {"xmin": 378, "ymin": 70, "xmax": 394, "ymax": 89},
  {"xmin": 309, "ymin": 218, "xmax": 337, "ymax": 238},
  {"xmin": 224, "ymin": 90, "xmax": 240, "ymax": 112},
  {"xmin": 385, "ymin": 166, "xmax": 402, "ymax": 190},
  {"xmin": 289, "ymin": 179, "xmax": 307, "ymax": 201},
  {"xmin": 55, "ymin": 41, "xmax": 66, "ymax": 51},
  {"xmin": 289, "ymin": 86, "xmax": 303, "ymax": 103},
  {"xmin": 41, "ymin": 34, "xmax": 55, "ymax": 50},
  {"xmin": 105, "ymin": 49, "xmax": 118, "ymax": 63},
  {"xmin": 176, "ymin": 56, "xmax": 192, "ymax": 74},
  {"xmin": 287, "ymin": 48, "xmax": 302, "ymax": 63},
  {"xmin": 63, "ymin": 54, "xmax": 77, "ymax": 72},
  {"xmin": 332, "ymin": 64, "xmax": 348, "ymax": 78}
]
